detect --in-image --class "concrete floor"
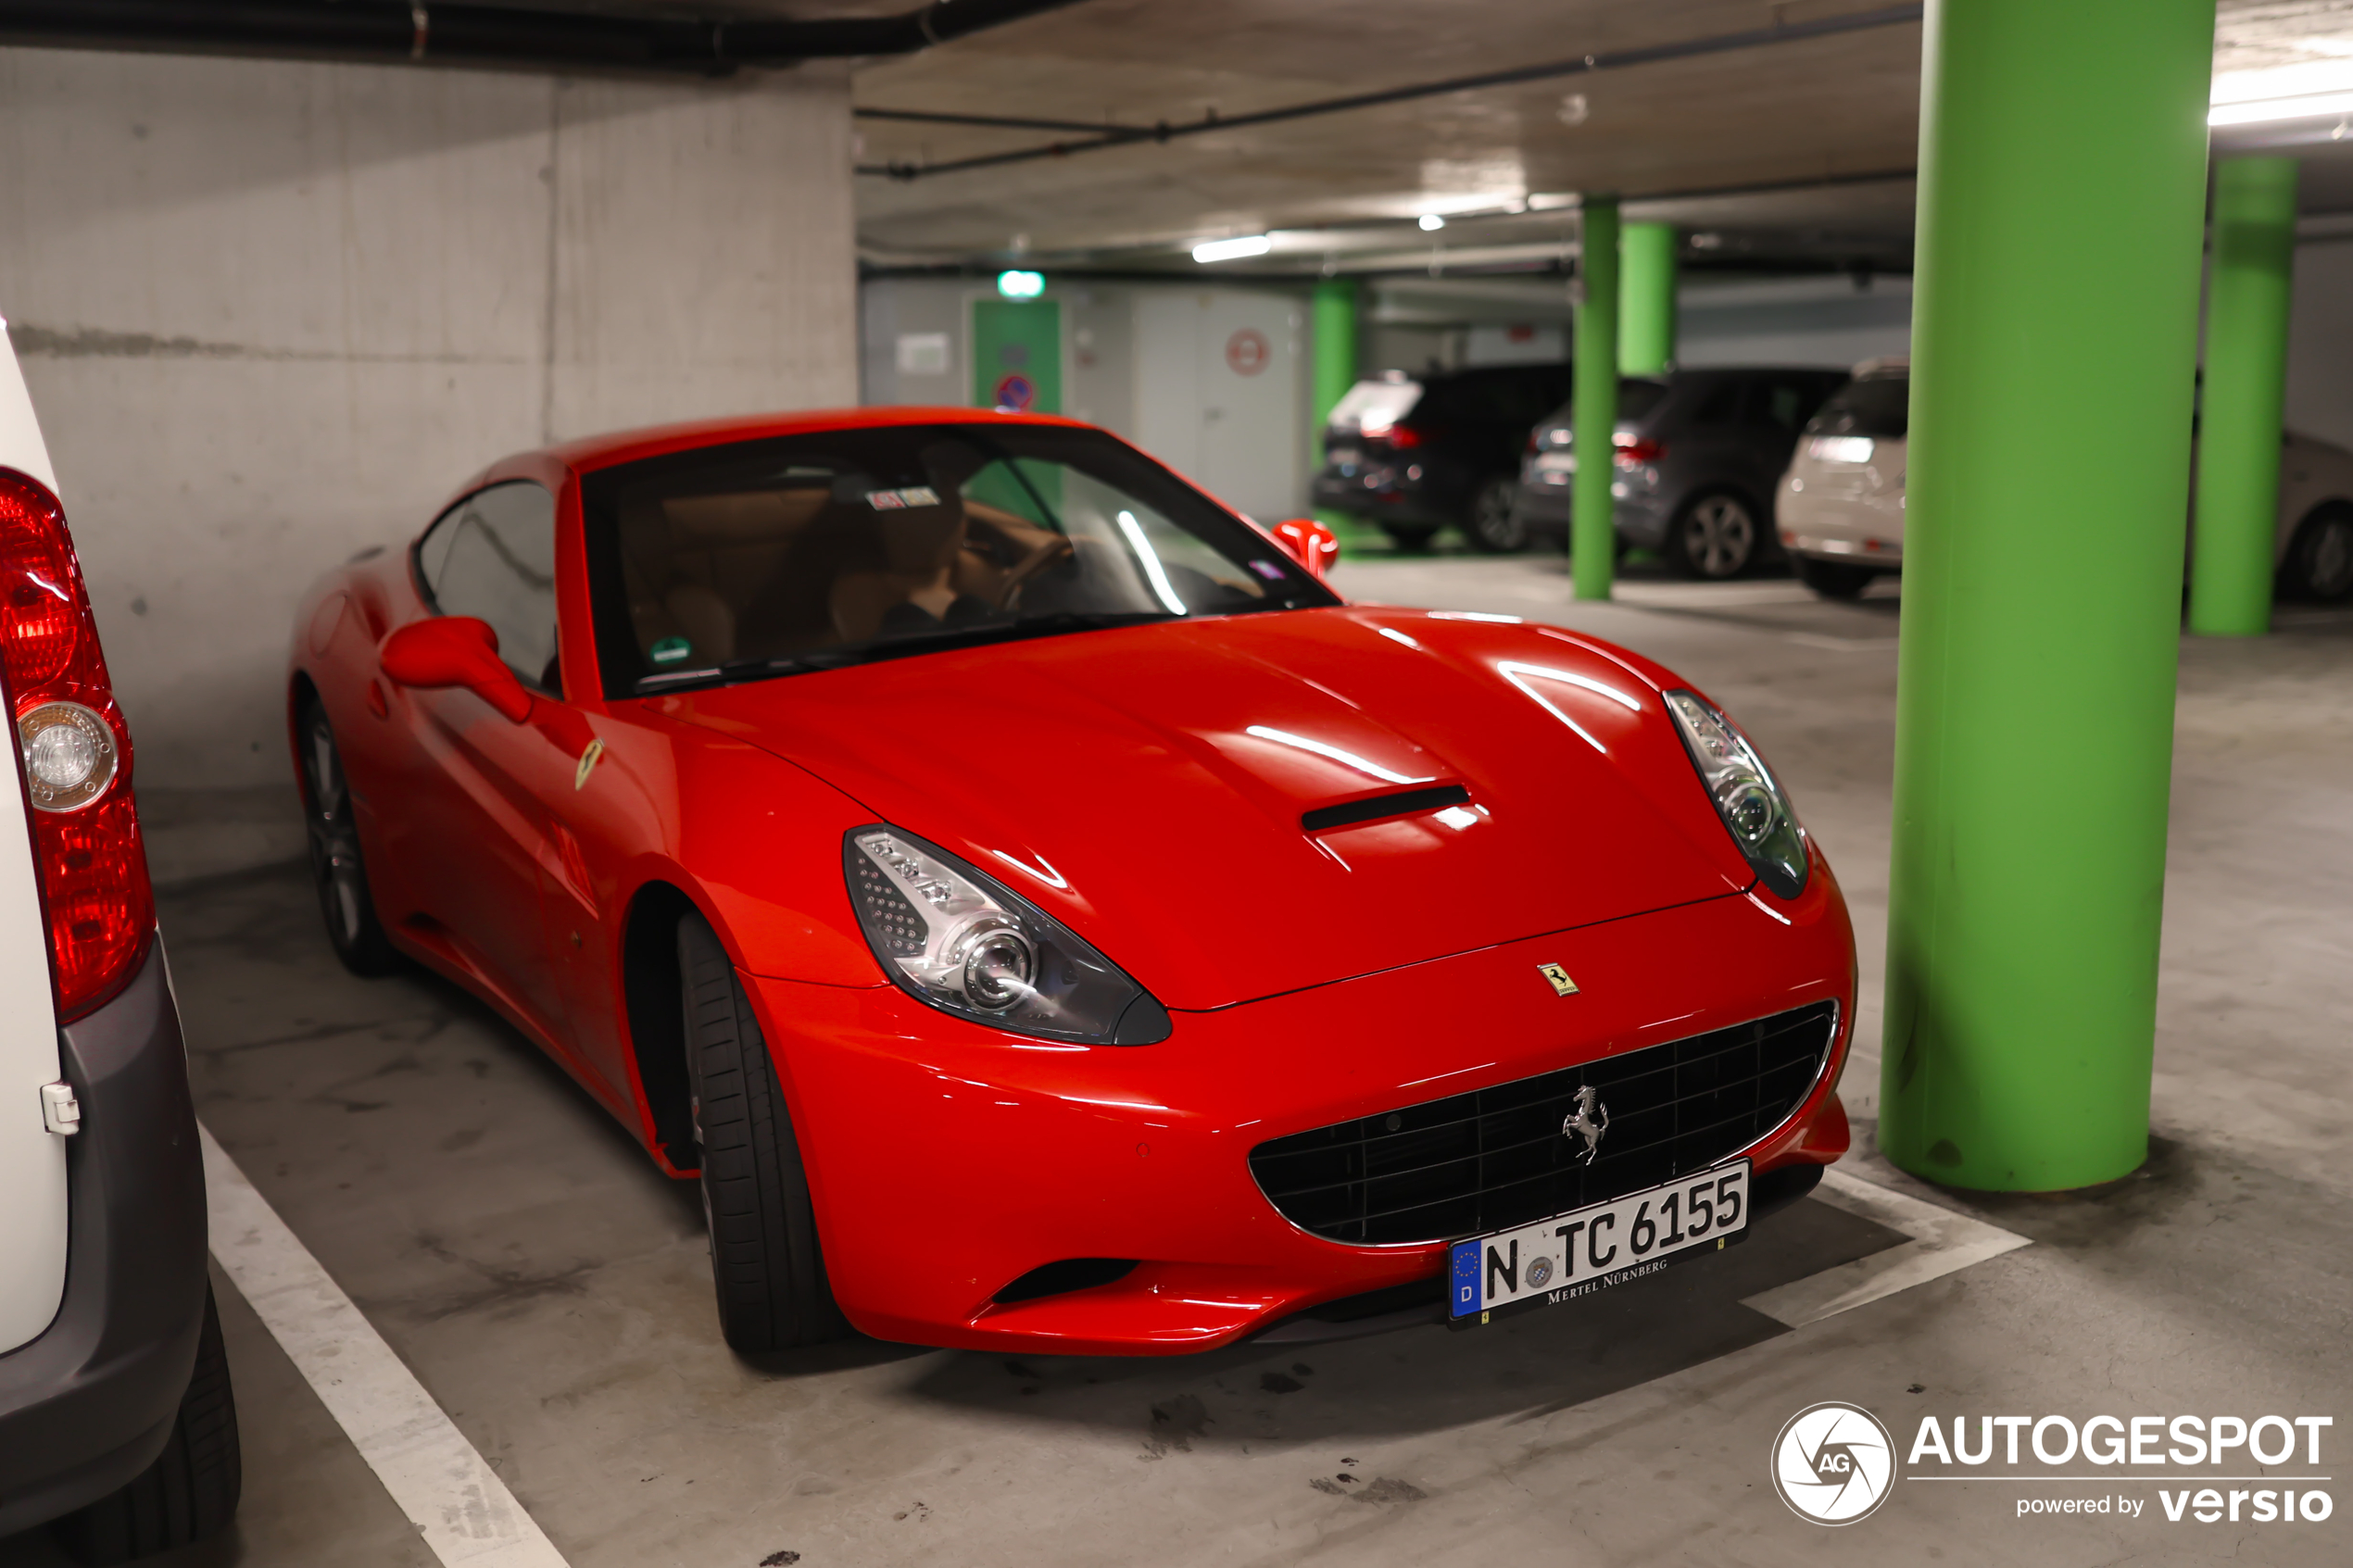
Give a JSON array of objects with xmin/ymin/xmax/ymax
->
[{"xmin": 6, "ymin": 556, "xmax": 2349, "ymax": 1567}]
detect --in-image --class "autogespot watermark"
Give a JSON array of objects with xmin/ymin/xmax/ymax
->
[
  {"xmin": 1773, "ymin": 1406, "xmax": 2336, "ymax": 1526},
  {"xmin": 1771, "ymin": 1402, "xmax": 1898, "ymax": 1524}
]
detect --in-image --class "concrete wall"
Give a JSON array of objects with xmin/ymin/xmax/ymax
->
[
  {"xmin": 0, "ymin": 46, "xmax": 856, "ymax": 881},
  {"xmin": 2284, "ymin": 236, "xmax": 2353, "ymax": 452}
]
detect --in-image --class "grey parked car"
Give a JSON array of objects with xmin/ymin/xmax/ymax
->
[{"xmin": 1513, "ymin": 367, "xmax": 1848, "ymax": 577}]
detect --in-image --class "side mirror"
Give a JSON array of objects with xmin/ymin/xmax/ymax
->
[
  {"xmin": 379, "ymin": 617, "xmax": 533, "ymax": 722},
  {"xmin": 1270, "ymin": 517, "xmax": 1340, "ymax": 581}
]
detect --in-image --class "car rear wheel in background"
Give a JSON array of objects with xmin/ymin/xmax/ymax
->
[
  {"xmin": 1376, "ymin": 522, "xmax": 1439, "ymax": 552},
  {"xmin": 677, "ymin": 914, "xmax": 848, "ymax": 1352},
  {"xmin": 297, "ymin": 700, "xmax": 400, "ymax": 976},
  {"xmin": 1463, "ymin": 475, "xmax": 1528, "ymax": 553},
  {"xmin": 52, "ymin": 1286, "xmax": 240, "ymax": 1566},
  {"xmin": 1794, "ymin": 556, "xmax": 1878, "ymax": 600},
  {"xmin": 2282, "ymin": 503, "xmax": 2353, "ymax": 601},
  {"xmin": 1667, "ymin": 491, "xmax": 1762, "ymax": 579}
]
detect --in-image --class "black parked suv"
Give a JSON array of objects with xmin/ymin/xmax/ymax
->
[
  {"xmin": 0, "ymin": 392, "xmax": 237, "ymax": 1560},
  {"xmin": 1311, "ymin": 364, "xmax": 1575, "ymax": 552},
  {"xmin": 1513, "ymin": 366, "xmax": 1848, "ymax": 577}
]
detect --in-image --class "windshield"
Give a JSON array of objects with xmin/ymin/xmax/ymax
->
[
  {"xmin": 1806, "ymin": 375, "xmax": 1909, "ymax": 439},
  {"xmin": 581, "ymin": 422, "xmax": 1339, "ymax": 697}
]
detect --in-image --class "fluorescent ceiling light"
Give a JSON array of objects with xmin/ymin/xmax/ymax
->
[
  {"xmin": 1192, "ymin": 234, "xmax": 1272, "ymax": 263},
  {"xmin": 1418, "ymin": 213, "xmax": 1446, "ymax": 232},
  {"xmin": 2209, "ymin": 89, "xmax": 2353, "ymax": 126},
  {"xmin": 996, "ymin": 269, "xmax": 1044, "ymax": 297}
]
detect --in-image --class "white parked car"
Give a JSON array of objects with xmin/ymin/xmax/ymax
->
[
  {"xmin": 1779, "ymin": 358, "xmax": 2353, "ymax": 602},
  {"xmin": 0, "ymin": 324, "xmax": 238, "ymax": 1562}
]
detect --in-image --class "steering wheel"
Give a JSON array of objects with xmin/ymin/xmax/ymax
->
[{"xmin": 991, "ymin": 534, "xmax": 1076, "ymax": 610}]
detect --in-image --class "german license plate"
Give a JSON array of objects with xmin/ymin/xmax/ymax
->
[{"xmin": 1446, "ymin": 1160, "xmax": 1750, "ymax": 1326}]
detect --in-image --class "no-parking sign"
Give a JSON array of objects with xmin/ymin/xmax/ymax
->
[
  {"xmin": 993, "ymin": 372, "xmax": 1037, "ymax": 410},
  {"xmin": 1226, "ymin": 328, "xmax": 1270, "ymax": 376}
]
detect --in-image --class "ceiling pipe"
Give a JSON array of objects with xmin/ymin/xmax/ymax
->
[{"xmin": 0, "ymin": 0, "xmax": 1090, "ymax": 76}]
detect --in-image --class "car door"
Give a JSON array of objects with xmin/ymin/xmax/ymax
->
[{"xmin": 401, "ymin": 482, "xmax": 582, "ymax": 1050}]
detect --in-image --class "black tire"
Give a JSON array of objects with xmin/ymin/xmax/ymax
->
[
  {"xmin": 2281, "ymin": 503, "xmax": 2353, "ymax": 601},
  {"xmin": 1376, "ymin": 523, "xmax": 1440, "ymax": 552},
  {"xmin": 297, "ymin": 699, "xmax": 400, "ymax": 976},
  {"xmin": 1794, "ymin": 555, "xmax": 1878, "ymax": 600},
  {"xmin": 1462, "ymin": 475, "xmax": 1529, "ymax": 553},
  {"xmin": 53, "ymin": 1286, "xmax": 240, "ymax": 1565},
  {"xmin": 678, "ymin": 914, "xmax": 848, "ymax": 1351},
  {"xmin": 1667, "ymin": 491, "xmax": 1763, "ymax": 580}
]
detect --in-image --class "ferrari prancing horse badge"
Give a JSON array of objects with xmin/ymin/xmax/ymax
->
[{"xmin": 1538, "ymin": 962, "xmax": 1579, "ymax": 997}]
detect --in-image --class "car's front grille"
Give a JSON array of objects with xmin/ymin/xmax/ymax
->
[{"xmin": 1248, "ymin": 1002, "xmax": 1839, "ymax": 1246}]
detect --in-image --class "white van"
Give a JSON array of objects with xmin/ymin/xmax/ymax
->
[{"xmin": 0, "ymin": 324, "xmax": 238, "ymax": 1561}]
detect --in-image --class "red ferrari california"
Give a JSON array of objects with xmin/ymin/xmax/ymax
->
[{"xmin": 287, "ymin": 408, "xmax": 1855, "ymax": 1356}]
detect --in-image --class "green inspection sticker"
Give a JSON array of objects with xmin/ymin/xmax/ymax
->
[{"xmin": 649, "ymin": 636, "xmax": 692, "ymax": 665}]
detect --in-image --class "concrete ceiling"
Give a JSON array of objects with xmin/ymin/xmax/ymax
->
[{"xmin": 814, "ymin": 0, "xmax": 2353, "ymax": 277}]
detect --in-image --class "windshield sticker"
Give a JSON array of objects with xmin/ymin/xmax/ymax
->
[
  {"xmin": 865, "ymin": 485, "xmax": 942, "ymax": 510},
  {"xmin": 648, "ymin": 636, "xmax": 693, "ymax": 664}
]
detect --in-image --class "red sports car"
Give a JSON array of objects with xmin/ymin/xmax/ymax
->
[{"xmin": 287, "ymin": 407, "xmax": 1855, "ymax": 1356}]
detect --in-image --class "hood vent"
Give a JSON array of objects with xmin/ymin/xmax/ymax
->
[{"xmin": 1302, "ymin": 784, "xmax": 1470, "ymax": 834}]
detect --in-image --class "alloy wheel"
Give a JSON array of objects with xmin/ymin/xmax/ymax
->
[
  {"xmin": 1466, "ymin": 477, "xmax": 1527, "ymax": 553},
  {"xmin": 303, "ymin": 713, "xmax": 368, "ymax": 947},
  {"xmin": 2308, "ymin": 515, "xmax": 2353, "ymax": 599},
  {"xmin": 1679, "ymin": 495, "xmax": 1757, "ymax": 579}
]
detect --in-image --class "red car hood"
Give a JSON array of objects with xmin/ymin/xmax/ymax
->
[{"xmin": 662, "ymin": 607, "xmax": 1753, "ymax": 1010}]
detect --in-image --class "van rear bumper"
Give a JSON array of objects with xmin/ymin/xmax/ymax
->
[{"xmin": 0, "ymin": 944, "xmax": 208, "ymax": 1537}]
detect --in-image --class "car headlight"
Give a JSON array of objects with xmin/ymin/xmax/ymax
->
[
  {"xmin": 1663, "ymin": 691, "xmax": 1808, "ymax": 899},
  {"xmin": 844, "ymin": 827, "xmax": 1172, "ymax": 1045}
]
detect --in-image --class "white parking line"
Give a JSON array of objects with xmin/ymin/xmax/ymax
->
[
  {"xmin": 1741, "ymin": 1167, "xmax": 2031, "ymax": 1327},
  {"xmin": 200, "ymin": 1125, "xmax": 573, "ymax": 1568}
]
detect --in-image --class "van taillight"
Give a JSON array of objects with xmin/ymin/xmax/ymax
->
[{"xmin": 0, "ymin": 469, "xmax": 152, "ymax": 1021}]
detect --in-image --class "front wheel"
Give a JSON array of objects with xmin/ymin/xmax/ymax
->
[
  {"xmin": 1794, "ymin": 555, "xmax": 1878, "ymax": 600},
  {"xmin": 297, "ymin": 700, "xmax": 400, "ymax": 976},
  {"xmin": 678, "ymin": 914, "xmax": 849, "ymax": 1352},
  {"xmin": 2282, "ymin": 504, "xmax": 2353, "ymax": 601},
  {"xmin": 1667, "ymin": 492, "xmax": 1761, "ymax": 580},
  {"xmin": 1462, "ymin": 475, "xmax": 1529, "ymax": 553},
  {"xmin": 53, "ymin": 1286, "xmax": 240, "ymax": 1565}
]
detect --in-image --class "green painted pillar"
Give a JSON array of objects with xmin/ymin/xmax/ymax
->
[
  {"xmin": 1618, "ymin": 221, "xmax": 1678, "ymax": 376},
  {"xmin": 1572, "ymin": 198, "xmax": 1620, "ymax": 600},
  {"xmin": 2190, "ymin": 157, "xmax": 2298, "ymax": 636},
  {"xmin": 1879, "ymin": 0, "xmax": 2215, "ymax": 1192},
  {"xmin": 1311, "ymin": 278, "xmax": 1360, "ymax": 532}
]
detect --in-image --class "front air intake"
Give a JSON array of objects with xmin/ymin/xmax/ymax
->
[{"xmin": 1248, "ymin": 1002, "xmax": 1838, "ymax": 1246}]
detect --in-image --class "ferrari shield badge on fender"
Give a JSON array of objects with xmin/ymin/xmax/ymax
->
[
  {"xmin": 1538, "ymin": 962, "xmax": 1579, "ymax": 997},
  {"xmin": 573, "ymin": 737, "xmax": 605, "ymax": 791}
]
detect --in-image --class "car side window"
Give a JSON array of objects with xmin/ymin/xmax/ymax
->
[
  {"xmin": 417, "ymin": 481, "xmax": 560, "ymax": 693},
  {"xmin": 1691, "ymin": 380, "xmax": 1746, "ymax": 428}
]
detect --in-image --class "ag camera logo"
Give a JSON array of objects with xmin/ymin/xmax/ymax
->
[{"xmin": 1772, "ymin": 1402, "xmax": 1897, "ymax": 1524}]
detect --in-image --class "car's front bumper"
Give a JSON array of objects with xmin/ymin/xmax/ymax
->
[
  {"xmin": 0, "ymin": 943, "xmax": 210, "ymax": 1537},
  {"xmin": 753, "ymin": 849, "xmax": 1856, "ymax": 1354}
]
